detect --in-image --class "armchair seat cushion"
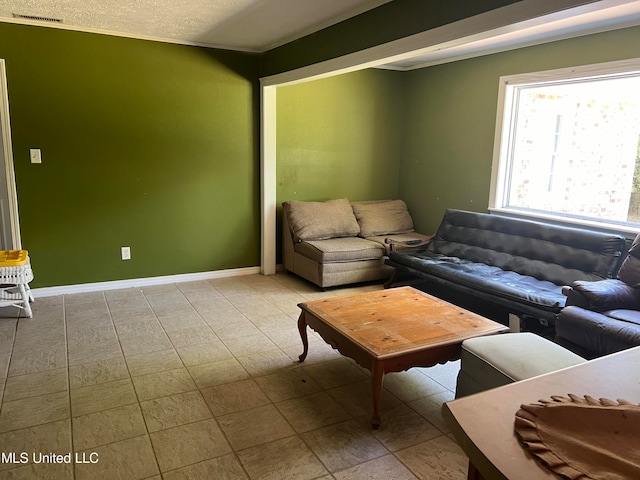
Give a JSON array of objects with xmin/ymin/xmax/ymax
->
[
  {"xmin": 601, "ymin": 309, "xmax": 640, "ymax": 326},
  {"xmin": 556, "ymin": 305, "xmax": 640, "ymax": 357},
  {"xmin": 295, "ymin": 238, "xmax": 385, "ymax": 263}
]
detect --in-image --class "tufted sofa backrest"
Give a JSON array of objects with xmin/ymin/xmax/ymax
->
[{"xmin": 429, "ymin": 209, "xmax": 627, "ymax": 285}]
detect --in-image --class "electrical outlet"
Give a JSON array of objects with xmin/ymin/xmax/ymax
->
[{"xmin": 121, "ymin": 246, "xmax": 131, "ymax": 260}]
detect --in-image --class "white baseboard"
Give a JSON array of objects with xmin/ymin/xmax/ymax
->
[{"xmin": 31, "ymin": 266, "xmax": 262, "ymax": 298}]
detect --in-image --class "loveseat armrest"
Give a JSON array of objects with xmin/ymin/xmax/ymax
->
[
  {"xmin": 564, "ymin": 279, "xmax": 640, "ymax": 312},
  {"xmin": 385, "ymin": 234, "xmax": 434, "ymax": 252}
]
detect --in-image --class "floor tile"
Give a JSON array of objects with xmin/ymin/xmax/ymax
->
[
  {"xmin": 118, "ymin": 331, "xmax": 173, "ymax": 357},
  {"xmin": 8, "ymin": 345, "xmax": 67, "ymax": 376},
  {"xmin": 327, "ymin": 380, "xmax": 403, "ymax": 417},
  {"xmin": 217, "ymin": 404, "xmax": 295, "ymax": 451},
  {"xmin": 302, "ymin": 357, "xmax": 368, "ymax": 389},
  {"xmin": 113, "ymin": 317, "xmax": 164, "ymax": 338},
  {"xmin": 72, "ymin": 403, "xmax": 147, "ymax": 450},
  {"xmin": 162, "ymin": 454, "xmax": 248, "ymax": 480},
  {"xmin": 302, "ymin": 420, "xmax": 389, "ymax": 473},
  {"xmin": 187, "ymin": 357, "xmax": 249, "ymax": 389},
  {"xmin": 125, "ymin": 348, "xmax": 183, "ymax": 377},
  {"xmin": 68, "ymin": 357, "xmax": 129, "ymax": 389},
  {"xmin": 221, "ymin": 331, "xmax": 278, "ymax": 356},
  {"xmin": 333, "ymin": 454, "xmax": 418, "ymax": 480},
  {"xmin": 3, "ymin": 367, "xmax": 68, "ymax": 402},
  {"xmin": 175, "ymin": 340, "xmax": 233, "ymax": 366},
  {"xmin": 395, "ymin": 435, "xmax": 468, "ymax": 480},
  {"xmin": 156, "ymin": 311, "xmax": 206, "ymax": 332},
  {"xmin": 140, "ymin": 390, "xmax": 212, "ymax": 432},
  {"xmin": 165, "ymin": 325, "xmax": 219, "ymax": 348},
  {"xmin": 408, "ymin": 390, "xmax": 455, "ymax": 434},
  {"xmin": 0, "ymin": 274, "xmax": 466, "ymax": 480},
  {"xmin": 131, "ymin": 367, "xmax": 196, "ymax": 401},
  {"xmin": 149, "ymin": 418, "xmax": 231, "ymax": 472},
  {"xmin": 200, "ymin": 379, "xmax": 270, "ymax": 416},
  {"xmin": 0, "ymin": 419, "xmax": 71, "ymax": 472},
  {"xmin": 67, "ymin": 343, "xmax": 124, "ymax": 367},
  {"xmin": 366, "ymin": 404, "xmax": 442, "ymax": 451},
  {"xmin": 236, "ymin": 349, "xmax": 299, "ymax": 376},
  {"xmin": 1, "ymin": 462, "xmax": 73, "ymax": 479},
  {"xmin": 71, "ymin": 378, "xmax": 137, "ymax": 417},
  {"xmin": 382, "ymin": 369, "xmax": 448, "ymax": 403},
  {"xmin": 275, "ymin": 391, "xmax": 352, "ymax": 433},
  {"xmin": 0, "ymin": 390, "xmax": 69, "ymax": 433},
  {"xmin": 238, "ymin": 435, "xmax": 328, "ymax": 480},
  {"xmin": 254, "ymin": 366, "xmax": 322, "ymax": 402},
  {"xmin": 74, "ymin": 434, "xmax": 159, "ymax": 480}
]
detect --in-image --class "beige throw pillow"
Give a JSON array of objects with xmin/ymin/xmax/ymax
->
[
  {"xmin": 351, "ymin": 200, "xmax": 415, "ymax": 237},
  {"xmin": 283, "ymin": 199, "xmax": 360, "ymax": 243}
]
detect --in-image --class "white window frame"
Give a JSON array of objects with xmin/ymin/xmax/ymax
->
[{"xmin": 488, "ymin": 57, "xmax": 640, "ymax": 234}]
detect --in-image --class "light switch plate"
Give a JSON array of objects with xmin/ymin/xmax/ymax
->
[{"xmin": 30, "ymin": 149, "xmax": 42, "ymax": 164}]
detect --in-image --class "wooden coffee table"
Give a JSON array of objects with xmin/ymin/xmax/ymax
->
[{"xmin": 297, "ymin": 286, "xmax": 508, "ymax": 428}]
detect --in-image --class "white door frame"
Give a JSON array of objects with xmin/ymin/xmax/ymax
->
[{"xmin": 0, "ymin": 59, "xmax": 22, "ymax": 250}]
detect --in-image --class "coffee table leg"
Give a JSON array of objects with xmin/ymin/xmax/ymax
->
[
  {"xmin": 371, "ymin": 363, "xmax": 383, "ymax": 429},
  {"xmin": 298, "ymin": 311, "xmax": 309, "ymax": 362}
]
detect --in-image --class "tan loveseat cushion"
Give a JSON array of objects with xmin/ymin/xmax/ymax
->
[
  {"xmin": 351, "ymin": 200, "xmax": 415, "ymax": 237},
  {"xmin": 283, "ymin": 199, "xmax": 360, "ymax": 243},
  {"xmin": 296, "ymin": 238, "xmax": 385, "ymax": 263}
]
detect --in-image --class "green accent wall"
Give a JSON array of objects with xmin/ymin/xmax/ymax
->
[
  {"xmin": 399, "ymin": 25, "xmax": 640, "ymax": 235},
  {"xmin": 0, "ymin": 23, "xmax": 259, "ymax": 287},
  {"xmin": 275, "ymin": 69, "xmax": 405, "ymax": 261}
]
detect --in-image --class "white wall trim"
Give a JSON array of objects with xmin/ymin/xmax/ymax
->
[
  {"xmin": 31, "ymin": 266, "xmax": 261, "ymax": 298},
  {"xmin": 260, "ymin": 84, "xmax": 277, "ymax": 275},
  {"xmin": 0, "ymin": 59, "xmax": 21, "ymax": 250}
]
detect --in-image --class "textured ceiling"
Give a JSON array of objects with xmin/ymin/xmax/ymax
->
[{"xmin": 0, "ymin": 0, "xmax": 391, "ymax": 52}]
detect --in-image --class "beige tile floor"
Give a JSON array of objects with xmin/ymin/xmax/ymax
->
[{"xmin": 0, "ymin": 273, "xmax": 468, "ymax": 480}]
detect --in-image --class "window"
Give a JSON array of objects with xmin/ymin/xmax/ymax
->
[{"xmin": 490, "ymin": 59, "xmax": 640, "ymax": 230}]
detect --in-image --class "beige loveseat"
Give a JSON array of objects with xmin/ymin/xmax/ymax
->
[{"xmin": 282, "ymin": 198, "xmax": 431, "ymax": 288}]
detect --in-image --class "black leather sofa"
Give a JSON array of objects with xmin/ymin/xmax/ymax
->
[
  {"xmin": 385, "ymin": 209, "xmax": 627, "ymax": 325},
  {"xmin": 556, "ymin": 234, "xmax": 640, "ymax": 358}
]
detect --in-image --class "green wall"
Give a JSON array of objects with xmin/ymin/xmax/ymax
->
[
  {"xmin": 275, "ymin": 69, "xmax": 405, "ymax": 259},
  {"xmin": 0, "ymin": 23, "xmax": 259, "ymax": 287},
  {"xmin": 399, "ymin": 25, "xmax": 640, "ymax": 234}
]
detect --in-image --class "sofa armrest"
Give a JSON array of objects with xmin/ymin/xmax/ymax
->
[
  {"xmin": 565, "ymin": 279, "xmax": 640, "ymax": 311},
  {"xmin": 385, "ymin": 235, "xmax": 434, "ymax": 252}
]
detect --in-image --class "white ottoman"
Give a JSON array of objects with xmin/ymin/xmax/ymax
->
[{"xmin": 455, "ymin": 332, "xmax": 586, "ymax": 398}]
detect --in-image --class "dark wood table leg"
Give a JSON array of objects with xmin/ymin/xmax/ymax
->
[
  {"xmin": 298, "ymin": 311, "xmax": 309, "ymax": 362},
  {"xmin": 467, "ymin": 461, "xmax": 487, "ymax": 480},
  {"xmin": 371, "ymin": 362, "xmax": 383, "ymax": 429}
]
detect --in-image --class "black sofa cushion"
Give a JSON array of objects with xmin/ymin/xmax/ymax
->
[
  {"xmin": 388, "ymin": 252, "xmax": 565, "ymax": 312},
  {"xmin": 387, "ymin": 209, "xmax": 627, "ymax": 321},
  {"xmin": 556, "ymin": 305, "xmax": 640, "ymax": 357}
]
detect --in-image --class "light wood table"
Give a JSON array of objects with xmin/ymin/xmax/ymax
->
[
  {"xmin": 443, "ymin": 345, "xmax": 640, "ymax": 480},
  {"xmin": 297, "ymin": 286, "xmax": 508, "ymax": 428}
]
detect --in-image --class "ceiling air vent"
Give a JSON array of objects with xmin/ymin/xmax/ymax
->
[{"xmin": 12, "ymin": 13, "xmax": 63, "ymax": 23}]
